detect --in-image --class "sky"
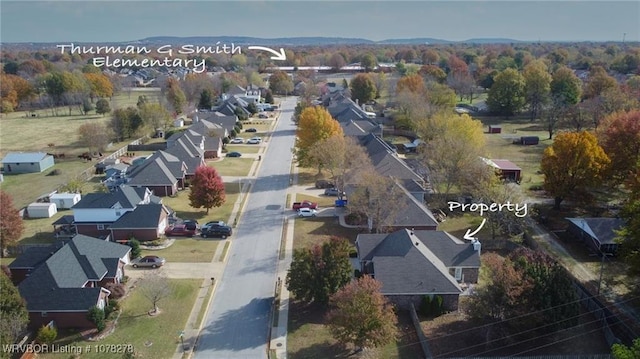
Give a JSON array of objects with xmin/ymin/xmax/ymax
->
[{"xmin": 0, "ymin": 1, "xmax": 638, "ymax": 43}]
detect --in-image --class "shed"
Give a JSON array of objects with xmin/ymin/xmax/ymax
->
[
  {"xmin": 566, "ymin": 218, "xmax": 625, "ymax": 255},
  {"xmin": 50, "ymin": 193, "xmax": 81, "ymax": 209},
  {"xmin": 482, "ymin": 158, "xmax": 522, "ymax": 183},
  {"xmin": 27, "ymin": 202, "xmax": 57, "ymax": 218},
  {"xmin": 518, "ymin": 136, "xmax": 539, "ymax": 145},
  {"xmin": 2, "ymin": 152, "xmax": 55, "ymax": 174},
  {"xmin": 174, "ymin": 118, "xmax": 185, "ymax": 127},
  {"xmin": 488, "ymin": 125, "xmax": 502, "ymax": 134}
]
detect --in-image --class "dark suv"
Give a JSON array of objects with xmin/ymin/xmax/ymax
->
[{"xmin": 200, "ymin": 225, "xmax": 233, "ymax": 239}]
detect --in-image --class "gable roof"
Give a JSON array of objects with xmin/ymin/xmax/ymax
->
[
  {"xmin": 356, "ymin": 229, "xmax": 477, "ymax": 295},
  {"xmin": 483, "ymin": 158, "xmax": 522, "ymax": 171},
  {"xmin": 110, "ymin": 203, "xmax": 168, "ymax": 229},
  {"xmin": 566, "ymin": 218, "xmax": 626, "ymax": 245},
  {"xmin": 2, "ymin": 152, "xmax": 51, "ymax": 163},
  {"xmin": 72, "ymin": 185, "xmax": 150, "ymax": 209},
  {"xmin": 127, "ymin": 154, "xmax": 183, "ymax": 186},
  {"xmin": 360, "ymin": 134, "xmax": 424, "ymax": 183},
  {"xmin": 9, "ymin": 245, "xmax": 60, "ymax": 269},
  {"xmin": 17, "ymin": 235, "xmax": 130, "ymax": 312}
]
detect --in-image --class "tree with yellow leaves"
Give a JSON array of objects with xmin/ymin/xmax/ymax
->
[
  {"xmin": 295, "ymin": 106, "xmax": 343, "ymax": 168},
  {"xmin": 541, "ymin": 131, "xmax": 610, "ymax": 209}
]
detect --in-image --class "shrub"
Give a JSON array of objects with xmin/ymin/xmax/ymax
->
[
  {"xmin": 105, "ymin": 282, "xmax": 126, "ymax": 299},
  {"xmin": 222, "ymin": 137, "xmax": 230, "ymax": 145},
  {"xmin": 87, "ymin": 306, "xmax": 105, "ymax": 332},
  {"xmin": 419, "ymin": 295, "xmax": 432, "ymax": 316},
  {"xmin": 128, "ymin": 238, "xmax": 141, "ymax": 259},
  {"xmin": 36, "ymin": 325, "xmax": 57, "ymax": 344},
  {"xmin": 105, "ymin": 299, "xmax": 121, "ymax": 319},
  {"xmin": 430, "ymin": 295, "xmax": 444, "ymax": 317}
]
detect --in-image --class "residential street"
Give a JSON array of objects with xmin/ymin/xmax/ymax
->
[{"xmin": 193, "ymin": 97, "xmax": 298, "ymax": 359}]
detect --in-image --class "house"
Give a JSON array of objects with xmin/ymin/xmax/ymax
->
[
  {"xmin": 566, "ymin": 217, "xmax": 626, "ymax": 255},
  {"xmin": 356, "ymin": 228, "xmax": 481, "ymax": 310},
  {"xmin": 49, "ymin": 192, "xmax": 82, "ymax": 210},
  {"xmin": 126, "ymin": 153, "xmax": 186, "ymax": 196},
  {"xmin": 71, "ymin": 185, "xmax": 164, "ymax": 239},
  {"xmin": 482, "ymin": 158, "xmax": 522, "ymax": 183},
  {"xmin": 109, "ymin": 203, "xmax": 170, "ymax": 242},
  {"xmin": 9, "ymin": 235, "xmax": 131, "ymax": 329},
  {"xmin": 360, "ymin": 133, "xmax": 425, "ymax": 185},
  {"xmin": 27, "ymin": 202, "xmax": 57, "ymax": 218},
  {"xmin": 1, "ymin": 152, "xmax": 55, "ymax": 173}
]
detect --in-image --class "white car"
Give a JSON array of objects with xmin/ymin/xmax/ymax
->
[
  {"xmin": 297, "ymin": 208, "xmax": 317, "ymax": 217},
  {"xmin": 230, "ymin": 138, "xmax": 244, "ymax": 144},
  {"xmin": 247, "ymin": 137, "xmax": 262, "ymax": 144}
]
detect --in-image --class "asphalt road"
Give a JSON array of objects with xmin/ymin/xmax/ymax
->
[{"xmin": 193, "ymin": 97, "xmax": 298, "ymax": 359}]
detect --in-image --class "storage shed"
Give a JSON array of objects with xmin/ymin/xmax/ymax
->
[
  {"xmin": 27, "ymin": 202, "xmax": 57, "ymax": 218},
  {"xmin": 488, "ymin": 125, "xmax": 502, "ymax": 134},
  {"xmin": 49, "ymin": 193, "xmax": 81, "ymax": 209},
  {"xmin": 1, "ymin": 152, "xmax": 55, "ymax": 173}
]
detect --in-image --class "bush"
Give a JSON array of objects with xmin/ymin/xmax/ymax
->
[
  {"xmin": 36, "ymin": 325, "xmax": 57, "ymax": 344},
  {"xmin": 430, "ymin": 295, "xmax": 444, "ymax": 317},
  {"xmin": 87, "ymin": 306, "xmax": 105, "ymax": 332},
  {"xmin": 105, "ymin": 282, "xmax": 126, "ymax": 299},
  {"xmin": 222, "ymin": 137, "xmax": 230, "ymax": 145},
  {"xmin": 105, "ymin": 299, "xmax": 121, "ymax": 319},
  {"xmin": 419, "ymin": 295, "xmax": 431, "ymax": 316},
  {"xmin": 128, "ymin": 238, "xmax": 141, "ymax": 259}
]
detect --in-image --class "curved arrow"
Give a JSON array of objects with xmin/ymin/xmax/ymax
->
[
  {"xmin": 463, "ymin": 218, "xmax": 486, "ymax": 240},
  {"xmin": 247, "ymin": 46, "xmax": 287, "ymax": 61}
]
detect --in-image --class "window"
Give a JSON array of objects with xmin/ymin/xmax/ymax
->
[
  {"xmin": 97, "ymin": 224, "xmax": 105, "ymax": 230},
  {"xmin": 454, "ymin": 268, "xmax": 463, "ymax": 281},
  {"xmin": 115, "ymin": 211, "xmax": 121, "ymax": 216}
]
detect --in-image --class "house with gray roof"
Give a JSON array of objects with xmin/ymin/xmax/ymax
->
[
  {"xmin": 126, "ymin": 152, "xmax": 186, "ymax": 196},
  {"xmin": 1, "ymin": 152, "xmax": 55, "ymax": 173},
  {"xmin": 566, "ymin": 217, "xmax": 626, "ymax": 255},
  {"xmin": 360, "ymin": 133, "xmax": 425, "ymax": 185},
  {"xmin": 10, "ymin": 235, "xmax": 130, "ymax": 329},
  {"xmin": 71, "ymin": 185, "xmax": 166, "ymax": 241},
  {"xmin": 356, "ymin": 228, "xmax": 480, "ymax": 310}
]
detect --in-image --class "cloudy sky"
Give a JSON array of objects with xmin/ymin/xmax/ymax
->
[{"xmin": 1, "ymin": 1, "xmax": 638, "ymax": 43}]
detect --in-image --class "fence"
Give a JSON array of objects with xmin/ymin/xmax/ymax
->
[
  {"xmin": 127, "ymin": 143, "xmax": 167, "ymax": 152},
  {"xmin": 447, "ymin": 356, "xmax": 612, "ymax": 359},
  {"xmin": 409, "ymin": 303, "xmax": 431, "ymax": 359}
]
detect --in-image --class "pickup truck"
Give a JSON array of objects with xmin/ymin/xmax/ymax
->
[{"xmin": 292, "ymin": 200, "xmax": 318, "ymax": 210}]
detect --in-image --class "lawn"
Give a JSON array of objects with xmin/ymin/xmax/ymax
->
[
  {"xmin": 224, "ymin": 145, "xmax": 261, "ymax": 154},
  {"xmin": 292, "ymin": 216, "xmax": 362, "ymax": 251},
  {"xmin": 208, "ymin": 158, "xmax": 254, "ymax": 177},
  {"xmin": 40, "ymin": 278, "xmax": 201, "ymax": 359},
  {"xmin": 141, "ymin": 238, "xmax": 219, "ymax": 262},
  {"xmin": 162, "ymin": 183, "xmax": 240, "ymax": 225},
  {"xmin": 296, "ymin": 193, "xmax": 337, "ymax": 208},
  {"xmin": 19, "ymin": 210, "xmax": 70, "ymax": 244}
]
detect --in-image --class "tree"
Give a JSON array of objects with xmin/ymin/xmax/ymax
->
[
  {"xmin": 326, "ymin": 276, "xmax": 398, "ymax": 350},
  {"xmin": 598, "ymin": 110, "xmax": 640, "ymax": 184},
  {"xmin": 111, "ymin": 107, "xmax": 144, "ymax": 141},
  {"xmin": 198, "ymin": 88, "xmax": 213, "ymax": 110},
  {"xmin": 139, "ymin": 273, "xmax": 172, "ymax": 314},
  {"xmin": 541, "ymin": 131, "xmax": 610, "ymax": 209},
  {"xmin": 0, "ymin": 191, "xmax": 24, "ymax": 255},
  {"xmin": 396, "ymin": 74, "xmax": 425, "ymax": 95},
  {"xmin": 550, "ymin": 66, "xmax": 582, "ymax": 106},
  {"xmin": 306, "ymin": 134, "xmax": 347, "ymax": 175},
  {"xmin": 486, "ymin": 68, "xmax": 526, "ymax": 116},
  {"xmin": 328, "ymin": 53, "xmax": 346, "ymax": 71},
  {"xmin": 139, "ymin": 102, "xmax": 173, "ymax": 132},
  {"xmin": 87, "ymin": 305, "xmax": 106, "ymax": 331},
  {"xmin": 78, "ymin": 122, "xmax": 111, "ymax": 154},
  {"xmin": 164, "ymin": 78, "xmax": 187, "ymax": 114},
  {"xmin": 268, "ymin": 71, "xmax": 294, "ymax": 95},
  {"xmin": 286, "ymin": 237, "xmax": 352, "ymax": 304},
  {"xmin": 360, "ymin": 53, "xmax": 377, "ymax": 72},
  {"xmin": 0, "ymin": 272, "xmax": 28, "ymax": 352},
  {"xmin": 189, "ymin": 166, "xmax": 225, "ymax": 214},
  {"xmin": 616, "ymin": 177, "xmax": 640, "ymax": 275},
  {"xmin": 36, "ymin": 325, "xmax": 57, "ymax": 344},
  {"xmin": 264, "ymin": 90, "xmax": 274, "ymax": 104},
  {"xmin": 612, "ymin": 339, "xmax": 640, "ymax": 359},
  {"xmin": 583, "ymin": 66, "xmax": 618, "ymax": 100},
  {"xmin": 523, "ymin": 59, "xmax": 552, "ymax": 121},
  {"xmin": 295, "ymin": 106, "xmax": 343, "ymax": 166},
  {"xmin": 84, "ymin": 73, "xmax": 113, "ymax": 100},
  {"xmin": 419, "ymin": 65, "xmax": 447, "ymax": 84},
  {"xmin": 447, "ymin": 71, "xmax": 476, "ymax": 102},
  {"xmin": 349, "ymin": 73, "xmax": 377, "ymax": 105},
  {"xmin": 128, "ymin": 238, "xmax": 142, "ymax": 259}
]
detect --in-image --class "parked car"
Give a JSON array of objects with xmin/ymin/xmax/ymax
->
[
  {"xmin": 245, "ymin": 128, "xmax": 258, "ymax": 132},
  {"xmin": 201, "ymin": 220, "xmax": 227, "ymax": 231},
  {"xmin": 315, "ymin": 179, "xmax": 335, "ymax": 189},
  {"xmin": 258, "ymin": 113, "xmax": 268, "ymax": 119},
  {"xmin": 230, "ymin": 138, "xmax": 244, "ymax": 144},
  {"xmin": 247, "ymin": 137, "xmax": 262, "ymax": 144},
  {"xmin": 182, "ymin": 219, "xmax": 199, "ymax": 231},
  {"xmin": 292, "ymin": 200, "xmax": 318, "ymax": 210},
  {"xmin": 201, "ymin": 225, "xmax": 233, "ymax": 239},
  {"xmin": 165, "ymin": 224, "xmax": 197, "ymax": 237},
  {"xmin": 226, "ymin": 151, "xmax": 242, "ymax": 157},
  {"xmin": 132, "ymin": 255, "xmax": 166, "ymax": 268},
  {"xmin": 297, "ymin": 208, "xmax": 317, "ymax": 217},
  {"xmin": 324, "ymin": 188, "xmax": 344, "ymax": 196}
]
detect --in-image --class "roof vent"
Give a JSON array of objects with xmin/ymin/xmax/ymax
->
[{"xmin": 415, "ymin": 241, "xmax": 419, "ymax": 246}]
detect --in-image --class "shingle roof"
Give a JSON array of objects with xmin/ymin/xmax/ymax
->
[
  {"xmin": 17, "ymin": 235, "xmax": 130, "ymax": 312},
  {"xmin": 356, "ymin": 229, "xmax": 471, "ymax": 294},
  {"xmin": 72, "ymin": 185, "xmax": 149, "ymax": 209},
  {"xmin": 2, "ymin": 152, "xmax": 50, "ymax": 163},
  {"xmin": 110, "ymin": 204, "xmax": 166, "ymax": 229},
  {"xmin": 361, "ymin": 134, "xmax": 423, "ymax": 183},
  {"xmin": 8, "ymin": 245, "xmax": 59, "ymax": 269},
  {"xmin": 127, "ymin": 155, "xmax": 181, "ymax": 186},
  {"xmin": 566, "ymin": 218, "xmax": 626, "ymax": 245}
]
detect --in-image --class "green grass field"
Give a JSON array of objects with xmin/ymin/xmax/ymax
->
[
  {"xmin": 141, "ymin": 238, "xmax": 219, "ymax": 262},
  {"xmin": 208, "ymin": 158, "xmax": 254, "ymax": 177},
  {"xmin": 40, "ymin": 278, "xmax": 200, "ymax": 359},
  {"xmin": 162, "ymin": 183, "xmax": 240, "ymax": 225}
]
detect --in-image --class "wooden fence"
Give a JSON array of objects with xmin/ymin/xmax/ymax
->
[{"xmin": 409, "ymin": 303, "xmax": 431, "ymax": 359}]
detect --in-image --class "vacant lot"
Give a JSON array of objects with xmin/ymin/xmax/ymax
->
[{"xmin": 40, "ymin": 278, "xmax": 200, "ymax": 359}]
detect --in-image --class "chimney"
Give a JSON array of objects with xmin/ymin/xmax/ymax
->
[{"xmin": 472, "ymin": 239, "xmax": 481, "ymax": 254}]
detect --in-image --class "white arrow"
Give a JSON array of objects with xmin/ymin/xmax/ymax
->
[
  {"xmin": 463, "ymin": 218, "xmax": 486, "ymax": 241},
  {"xmin": 247, "ymin": 46, "xmax": 287, "ymax": 61}
]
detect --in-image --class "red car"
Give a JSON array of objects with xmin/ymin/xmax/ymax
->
[
  {"xmin": 165, "ymin": 224, "xmax": 197, "ymax": 237},
  {"xmin": 292, "ymin": 200, "xmax": 318, "ymax": 210}
]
